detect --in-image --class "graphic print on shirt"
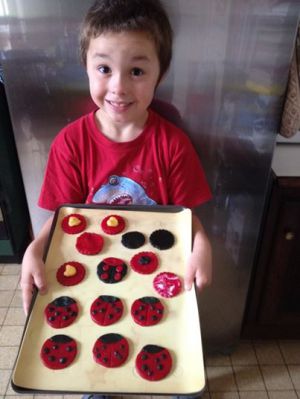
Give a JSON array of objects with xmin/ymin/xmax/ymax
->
[{"xmin": 91, "ymin": 175, "xmax": 156, "ymax": 205}]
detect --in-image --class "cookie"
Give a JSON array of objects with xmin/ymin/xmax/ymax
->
[
  {"xmin": 97, "ymin": 257, "xmax": 128, "ymax": 284},
  {"xmin": 101, "ymin": 214, "xmax": 125, "ymax": 235},
  {"xmin": 90, "ymin": 295, "xmax": 124, "ymax": 326},
  {"xmin": 131, "ymin": 296, "xmax": 164, "ymax": 326},
  {"xmin": 76, "ymin": 232, "xmax": 104, "ymax": 255},
  {"xmin": 130, "ymin": 251, "xmax": 158, "ymax": 274},
  {"xmin": 135, "ymin": 344, "xmax": 172, "ymax": 381},
  {"xmin": 121, "ymin": 231, "xmax": 145, "ymax": 249},
  {"xmin": 93, "ymin": 333, "xmax": 129, "ymax": 367},
  {"xmin": 40, "ymin": 334, "xmax": 77, "ymax": 370},
  {"xmin": 153, "ymin": 272, "xmax": 182, "ymax": 298},
  {"xmin": 44, "ymin": 296, "xmax": 79, "ymax": 328},
  {"xmin": 149, "ymin": 229, "xmax": 175, "ymax": 250},
  {"xmin": 61, "ymin": 213, "xmax": 86, "ymax": 234},
  {"xmin": 56, "ymin": 261, "xmax": 86, "ymax": 286}
]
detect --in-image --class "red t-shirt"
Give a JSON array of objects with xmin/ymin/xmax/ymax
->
[{"xmin": 38, "ymin": 109, "xmax": 211, "ymax": 210}]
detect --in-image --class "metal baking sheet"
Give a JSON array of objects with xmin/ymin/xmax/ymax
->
[{"xmin": 12, "ymin": 205, "xmax": 205, "ymax": 395}]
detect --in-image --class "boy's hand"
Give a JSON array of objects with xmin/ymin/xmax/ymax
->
[{"xmin": 20, "ymin": 252, "xmax": 47, "ymax": 315}]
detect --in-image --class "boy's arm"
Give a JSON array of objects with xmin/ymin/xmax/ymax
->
[
  {"xmin": 21, "ymin": 215, "xmax": 54, "ymax": 315},
  {"xmin": 184, "ymin": 212, "xmax": 212, "ymax": 291}
]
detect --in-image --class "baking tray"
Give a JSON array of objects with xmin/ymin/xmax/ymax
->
[{"xmin": 12, "ymin": 204, "xmax": 205, "ymax": 395}]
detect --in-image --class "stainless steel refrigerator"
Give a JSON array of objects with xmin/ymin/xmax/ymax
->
[{"xmin": 1, "ymin": 0, "xmax": 299, "ymax": 352}]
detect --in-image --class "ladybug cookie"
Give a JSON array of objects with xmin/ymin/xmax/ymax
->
[
  {"xmin": 61, "ymin": 213, "xmax": 86, "ymax": 234},
  {"xmin": 130, "ymin": 251, "xmax": 158, "ymax": 274},
  {"xmin": 44, "ymin": 296, "xmax": 79, "ymax": 328},
  {"xmin": 101, "ymin": 214, "xmax": 125, "ymax": 235},
  {"xmin": 135, "ymin": 344, "xmax": 172, "ymax": 381},
  {"xmin": 93, "ymin": 333, "xmax": 129, "ymax": 367},
  {"xmin": 131, "ymin": 296, "xmax": 164, "ymax": 326},
  {"xmin": 40, "ymin": 334, "xmax": 77, "ymax": 370},
  {"xmin": 97, "ymin": 257, "xmax": 128, "ymax": 284},
  {"xmin": 56, "ymin": 261, "xmax": 86, "ymax": 286},
  {"xmin": 90, "ymin": 295, "xmax": 124, "ymax": 326},
  {"xmin": 76, "ymin": 232, "xmax": 104, "ymax": 255}
]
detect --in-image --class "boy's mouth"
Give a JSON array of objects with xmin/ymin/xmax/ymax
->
[{"xmin": 106, "ymin": 100, "xmax": 133, "ymax": 111}]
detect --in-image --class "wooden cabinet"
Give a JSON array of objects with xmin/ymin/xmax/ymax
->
[{"xmin": 242, "ymin": 173, "xmax": 300, "ymax": 338}]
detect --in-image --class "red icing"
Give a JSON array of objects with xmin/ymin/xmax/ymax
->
[
  {"xmin": 131, "ymin": 297, "xmax": 164, "ymax": 326},
  {"xmin": 44, "ymin": 297, "xmax": 78, "ymax": 328},
  {"xmin": 40, "ymin": 335, "xmax": 77, "ymax": 370},
  {"xmin": 56, "ymin": 261, "xmax": 85, "ymax": 286},
  {"xmin": 153, "ymin": 272, "xmax": 182, "ymax": 298},
  {"xmin": 90, "ymin": 295, "xmax": 124, "ymax": 326},
  {"xmin": 135, "ymin": 345, "xmax": 172, "ymax": 381},
  {"xmin": 93, "ymin": 333, "xmax": 129, "ymax": 367},
  {"xmin": 76, "ymin": 232, "xmax": 104, "ymax": 255},
  {"xmin": 61, "ymin": 214, "xmax": 86, "ymax": 234},
  {"xmin": 101, "ymin": 214, "xmax": 125, "ymax": 235},
  {"xmin": 130, "ymin": 251, "xmax": 158, "ymax": 274}
]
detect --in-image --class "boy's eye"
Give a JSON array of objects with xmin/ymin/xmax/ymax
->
[
  {"xmin": 98, "ymin": 65, "xmax": 111, "ymax": 74},
  {"xmin": 131, "ymin": 68, "xmax": 144, "ymax": 77}
]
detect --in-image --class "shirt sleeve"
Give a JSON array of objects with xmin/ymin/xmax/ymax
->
[
  {"xmin": 38, "ymin": 129, "xmax": 86, "ymax": 211},
  {"xmin": 167, "ymin": 132, "xmax": 212, "ymax": 208}
]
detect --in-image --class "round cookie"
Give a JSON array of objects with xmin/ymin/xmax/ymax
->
[
  {"xmin": 131, "ymin": 296, "xmax": 164, "ymax": 326},
  {"xmin": 76, "ymin": 232, "xmax": 104, "ymax": 255},
  {"xmin": 149, "ymin": 229, "xmax": 175, "ymax": 250},
  {"xmin": 121, "ymin": 231, "xmax": 145, "ymax": 249},
  {"xmin": 61, "ymin": 213, "xmax": 86, "ymax": 234},
  {"xmin": 97, "ymin": 257, "xmax": 128, "ymax": 284},
  {"xmin": 44, "ymin": 296, "xmax": 79, "ymax": 328},
  {"xmin": 153, "ymin": 272, "xmax": 182, "ymax": 298},
  {"xmin": 90, "ymin": 295, "xmax": 124, "ymax": 326},
  {"xmin": 101, "ymin": 214, "xmax": 125, "ymax": 235},
  {"xmin": 135, "ymin": 344, "xmax": 172, "ymax": 381},
  {"xmin": 130, "ymin": 251, "xmax": 158, "ymax": 274},
  {"xmin": 56, "ymin": 261, "xmax": 86, "ymax": 286},
  {"xmin": 40, "ymin": 334, "xmax": 77, "ymax": 370},
  {"xmin": 93, "ymin": 333, "xmax": 129, "ymax": 368}
]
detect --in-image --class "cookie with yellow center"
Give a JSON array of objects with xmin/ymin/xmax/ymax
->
[
  {"xmin": 56, "ymin": 261, "xmax": 86, "ymax": 286},
  {"xmin": 101, "ymin": 214, "xmax": 125, "ymax": 235},
  {"xmin": 61, "ymin": 213, "xmax": 86, "ymax": 234}
]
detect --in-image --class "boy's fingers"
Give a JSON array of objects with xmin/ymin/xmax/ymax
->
[
  {"xmin": 21, "ymin": 282, "xmax": 33, "ymax": 316},
  {"xmin": 184, "ymin": 267, "xmax": 195, "ymax": 291},
  {"xmin": 33, "ymin": 270, "xmax": 48, "ymax": 294}
]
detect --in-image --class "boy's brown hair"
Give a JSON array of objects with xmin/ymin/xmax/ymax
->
[{"xmin": 79, "ymin": 0, "xmax": 173, "ymax": 80}]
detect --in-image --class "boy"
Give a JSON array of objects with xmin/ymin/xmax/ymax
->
[{"xmin": 21, "ymin": 0, "xmax": 212, "ymax": 346}]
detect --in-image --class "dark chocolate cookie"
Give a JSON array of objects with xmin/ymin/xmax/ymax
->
[
  {"xmin": 121, "ymin": 231, "xmax": 145, "ymax": 249},
  {"xmin": 149, "ymin": 229, "xmax": 175, "ymax": 250}
]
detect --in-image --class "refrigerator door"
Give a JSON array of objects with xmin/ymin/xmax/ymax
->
[{"xmin": 1, "ymin": 0, "xmax": 299, "ymax": 351}]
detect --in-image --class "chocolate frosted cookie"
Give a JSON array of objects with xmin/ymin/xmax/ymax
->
[
  {"xmin": 61, "ymin": 213, "xmax": 86, "ymax": 234},
  {"xmin": 135, "ymin": 344, "xmax": 172, "ymax": 381},
  {"xmin": 97, "ymin": 257, "xmax": 128, "ymax": 283},
  {"xmin": 121, "ymin": 231, "xmax": 145, "ymax": 249},
  {"xmin": 101, "ymin": 214, "xmax": 125, "ymax": 235},
  {"xmin": 93, "ymin": 333, "xmax": 129, "ymax": 368},
  {"xmin": 56, "ymin": 261, "xmax": 86, "ymax": 286},
  {"xmin": 40, "ymin": 334, "xmax": 77, "ymax": 370},
  {"xmin": 130, "ymin": 251, "xmax": 158, "ymax": 274},
  {"xmin": 149, "ymin": 229, "xmax": 175, "ymax": 250},
  {"xmin": 44, "ymin": 296, "xmax": 78, "ymax": 328},
  {"xmin": 90, "ymin": 295, "xmax": 124, "ymax": 326},
  {"xmin": 76, "ymin": 232, "xmax": 104, "ymax": 255},
  {"xmin": 131, "ymin": 296, "xmax": 164, "ymax": 326}
]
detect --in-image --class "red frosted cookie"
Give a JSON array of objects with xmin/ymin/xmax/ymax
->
[
  {"xmin": 76, "ymin": 232, "xmax": 104, "ymax": 255},
  {"xmin": 90, "ymin": 295, "xmax": 124, "ymax": 326},
  {"xmin": 130, "ymin": 251, "xmax": 158, "ymax": 274},
  {"xmin": 93, "ymin": 333, "xmax": 129, "ymax": 367},
  {"xmin": 101, "ymin": 214, "xmax": 125, "ymax": 235},
  {"xmin": 45, "ymin": 296, "xmax": 79, "ymax": 328},
  {"xmin": 61, "ymin": 213, "xmax": 86, "ymax": 234},
  {"xmin": 40, "ymin": 334, "xmax": 77, "ymax": 370},
  {"xmin": 135, "ymin": 344, "xmax": 172, "ymax": 381},
  {"xmin": 153, "ymin": 272, "xmax": 182, "ymax": 298},
  {"xmin": 56, "ymin": 261, "xmax": 85, "ymax": 286},
  {"xmin": 97, "ymin": 257, "xmax": 128, "ymax": 284},
  {"xmin": 131, "ymin": 296, "xmax": 164, "ymax": 326}
]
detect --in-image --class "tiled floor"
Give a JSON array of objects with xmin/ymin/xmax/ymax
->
[{"xmin": 1, "ymin": 263, "xmax": 300, "ymax": 399}]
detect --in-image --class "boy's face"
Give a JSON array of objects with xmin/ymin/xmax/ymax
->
[{"xmin": 86, "ymin": 31, "xmax": 161, "ymax": 135}]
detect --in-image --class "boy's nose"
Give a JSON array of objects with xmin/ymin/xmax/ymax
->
[{"xmin": 109, "ymin": 73, "xmax": 127, "ymax": 95}]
